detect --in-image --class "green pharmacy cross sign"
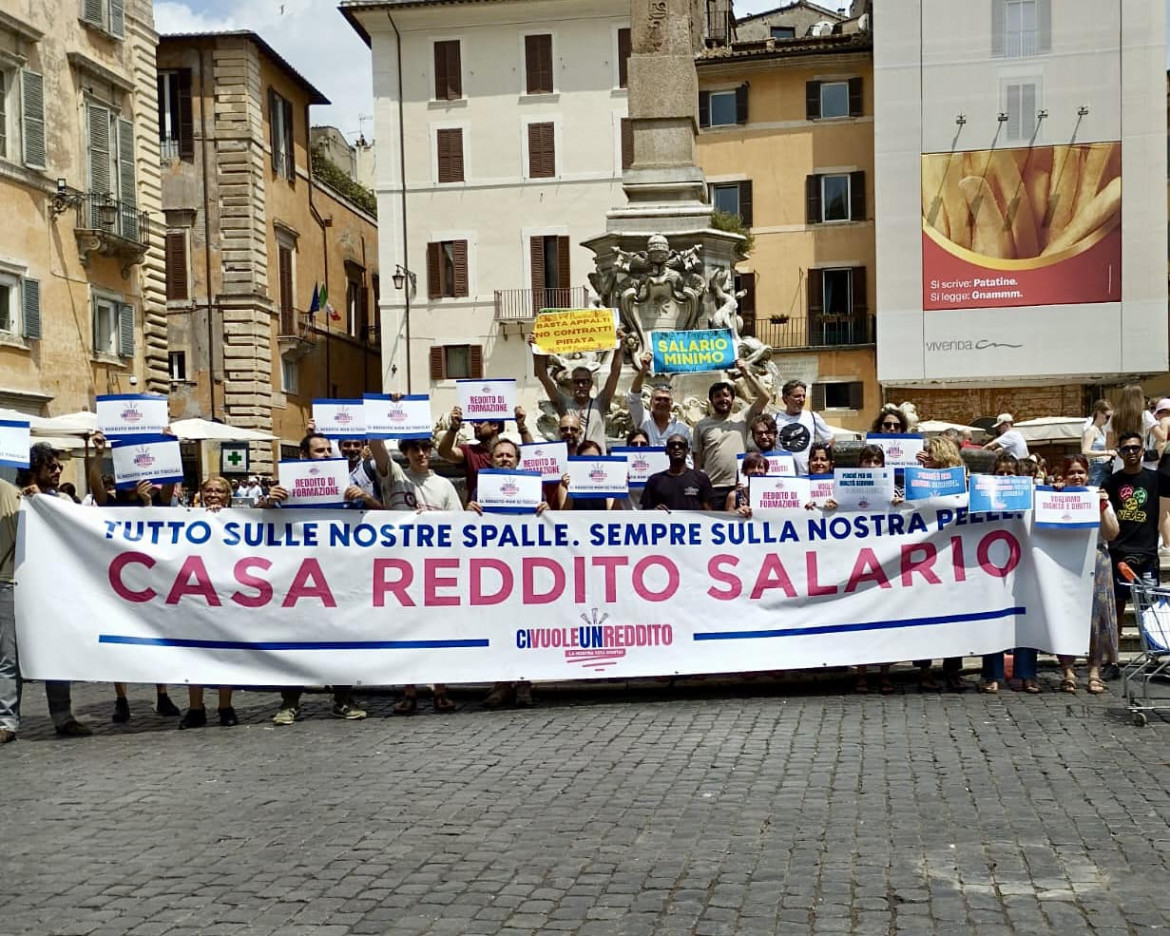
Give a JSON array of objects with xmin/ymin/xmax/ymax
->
[{"xmin": 221, "ymin": 444, "xmax": 249, "ymax": 474}]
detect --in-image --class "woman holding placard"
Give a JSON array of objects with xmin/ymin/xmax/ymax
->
[
  {"xmin": 726, "ymin": 452, "xmax": 770, "ymax": 517},
  {"xmin": 1054, "ymin": 456, "xmax": 1119, "ymax": 694},
  {"xmin": 556, "ymin": 441, "xmax": 614, "ymax": 511}
]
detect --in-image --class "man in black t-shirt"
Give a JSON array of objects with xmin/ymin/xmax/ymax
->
[
  {"xmin": 642, "ymin": 434, "xmax": 715, "ymax": 511},
  {"xmin": 1104, "ymin": 432, "xmax": 1160, "ymax": 651}
]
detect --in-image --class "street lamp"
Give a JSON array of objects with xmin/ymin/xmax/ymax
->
[{"xmin": 393, "ymin": 264, "xmax": 416, "ymax": 292}]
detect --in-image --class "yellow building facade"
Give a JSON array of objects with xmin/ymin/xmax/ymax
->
[
  {"xmin": 0, "ymin": 0, "xmax": 167, "ymax": 422},
  {"xmin": 696, "ymin": 32, "xmax": 876, "ymax": 431},
  {"xmin": 157, "ymin": 32, "xmax": 380, "ymax": 475}
]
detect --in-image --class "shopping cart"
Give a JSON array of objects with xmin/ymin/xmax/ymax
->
[{"xmin": 1119, "ymin": 562, "xmax": 1170, "ymax": 726}]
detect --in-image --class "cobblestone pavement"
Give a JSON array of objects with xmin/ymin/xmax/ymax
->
[{"xmin": 2, "ymin": 671, "xmax": 1169, "ymax": 936}]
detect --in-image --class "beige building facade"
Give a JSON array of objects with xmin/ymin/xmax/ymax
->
[
  {"xmin": 0, "ymin": 0, "xmax": 167, "ymax": 423},
  {"xmin": 157, "ymin": 32, "xmax": 380, "ymax": 475}
]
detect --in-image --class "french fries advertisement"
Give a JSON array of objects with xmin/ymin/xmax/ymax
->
[{"xmin": 922, "ymin": 142, "xmax": 1121, "ymax": 309}]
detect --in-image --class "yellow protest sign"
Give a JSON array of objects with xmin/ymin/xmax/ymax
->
[{"xmin": 532, "ymin": 308, "xmax": 619, "ymax": 356}]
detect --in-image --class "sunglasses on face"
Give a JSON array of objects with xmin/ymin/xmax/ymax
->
[
  {"xmin": 1119, "ymin": 445, "xmax": 1142, "ymax": 455},
  {"xmin": 881, "ymin": 421, "xmax": 901, "ymax": 429},
  {"xmin": 629, "ymin": 441, "xmax": 649, "ymax": 447},
  {"xmin": 666, "ymin": 442, "xmax": 688, "ymax": 450}
]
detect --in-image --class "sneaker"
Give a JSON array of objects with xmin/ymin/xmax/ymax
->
[
  {"xmin": 218, "ymin": 707, "xmax": 239, "ymax": 727},
  {"xmin": 272, "ymin": 706, "xmax": 298, "ymax": 726},
  {"xmin": 156, "ymin": 694, "xmax": 181, "ymax": 717},
  {"xmin": 178, "ymin": 708, "xmax": 207, "ymax": 730},
  {"xmin": 55, "ymin": 719, "xmax": 93, "ymax": 737},
  {"xmin": 0, "ymin": 728, "xmax": 15, "ymax": 744},
  {"xmin": 331, "ymin": 702, "xmax": 367, "ymax": 720},
  {"xmin": 112, "ymin": 697, "xmax": 130, "ymax": 723},
  {"xmin": 1101, "ymin": 662, "xmax": 1122, "ymax": 681}
]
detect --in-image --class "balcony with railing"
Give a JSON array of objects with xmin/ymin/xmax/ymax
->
[
  {"xmin": 73, "ymin": 192, "xmax": 150, "ymax": 275},
  {"xmin": 1003, "ymin": 28, "xmax": 1037, "ymax": 58},
  {"xmin": 752, "ymin": 312, "xmax": 876, "ymax": 351},
  {"xmin": 278, "ymin": 308, "xmax": 318, "ymax": 361},
  {"xmin": 494, "ymin": 286, "xmax": 590, "ymax": 322}
]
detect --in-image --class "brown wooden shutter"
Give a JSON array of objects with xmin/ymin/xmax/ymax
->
[
  {"xmin": 620, "ymin": 117, "xmax": 634, "ymax": 170},
  {"xmin": 735, "ymin": 84, "xmax": 749, "ymax": 124},
  {"xmin": 434, "ymin": 41, "xmax": 462, "ymax": 100},
  {"xmin": 811, "ymin": 383, "xmax": 826, "ymax": 411},
  {"xmin": 850, "ymin": 266, "xmax": 868, "ymax": 316},
  {"xmin": 434, "ymin": 42, "xmax": 449, "ymax": 99},
  {"xmin": 469, "ymin": 344, "xmax": 484, "ymax": 379},
  {"xmin": 530, "ymin": 236, "xmax": 546, "ymax": 309},
  {"xmin": 528, "ymin": 122, "xmax": 554, "ymax": 178},
  {"xmin": 177, "ymin": 69, "xmax": 194, "ymax": 160},
  {"xmin": 806, "ymin": 174, "xmax": 822, "ymax": 224},
  {"xmin": 427, "ymin": 242, "xmax": 441, "ymax": 299},
  {"xmin": 848, "ymin": 382, "xmax": 864, "ymax": 410},
  {"xmin": 283, "ymin": 98, "xmax": 295, "ymax": 180},
  {"xmin": 359, "ymin": 284, "xmax": 369, "ymax": 333},
  {"xmin": 525, "ymin": 34, "xmax": 553, "ymax": 94},
  {"xmin": 165, "ymin": 231, "xmax": 188, "ymax": 301},
  {"xmin": 849, "ymin": 171, "xmax": 866, "ymax": 221},
  {"xmin": 452, "ymin": 240, "xmax": 469, "ymax": 297},
  {"xmin": 737, "ymin": 271, "xmax": 756, "ymax": 337},
  {"xmin": 278, "ymin": 247, "xmax": 293, "ymax": 314},
  {"xmin": 430, "ymin": 346, "xmax": 445, "ymax": 381},
  {"xmin": 848, "ymin": 77, "xmax": 863, "ymax": 118},
  {"xmin": 738, "ymin": 180, "xmax": 753, "ymax": 227},
  {"xmin": 556, "ymin": 236, "xmax": 571, "ymax": 290},
  {"xmin": 807, "ymin": 268, "xmax": 823, "ymax": 316},
  {"xmin": 268, "ymin": 87, "xmax": 279, "ymax": 169},
  {"xmin": 437, "ymin": 128, "xmax": 463, "ymax": 183},
  {"xmin": 698, "ymin": 91, "xmax": 710, "ymax": 128},
  {"xmin": 617, "ymin": 28, "xmax": 631, "ymax": 88},
  {"xmin": 805, "ymin": 81, "xmax": 821, "ymax": 120}
]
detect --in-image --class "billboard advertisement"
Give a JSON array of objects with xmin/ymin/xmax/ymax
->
[{"xmin": 922, "ymin": 142, "xmax": 1121, "ymax": 310}]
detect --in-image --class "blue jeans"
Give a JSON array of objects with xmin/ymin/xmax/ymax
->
[
  {"xmin": 0, "ymin": 584, "xmax": 76, "ymax": 731},
  {"xmin": 982, "ymin": 647, "xmax": 1037, "ymax": 683}
]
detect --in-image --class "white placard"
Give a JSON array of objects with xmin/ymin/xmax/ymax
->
[
  {"xmin": 865, "ymin": 433, "xmax": 925, "ymax": 468},
  {"xmin": 519, "ymin": 441, "xmax": 568, "ymax": 483},
  {"xmin": 832, "ymin": 468, "xmax": 896, "ymax": 511},
  {"xmin": 611, "ymin": 447, "xmax": 670, "ymax": 488},
  {"xmin": 749, "ymin": 475, "xmax": 811, "ymax": 511},
  {"xmin": 809, "ymin": 475, "xmax": 835, "ymax": 502},
  {"xmin": 0, "ymin": 419, "xmax": 31, "ymax": 468},
  {"xmin": 1034, "ymin": 486, "xmax": 1100, "ymax": 529},
  {"xmin": 96, "ymin": 394, "xmax": 169, "ymax": 437},
  {"xmin": 277, "ymin": 458, "xmax": 350, "ymax": 507},
  {"xmin": 475, "ymin": 469, "xmax": 543, "ymax": 513},
  {"xmin": 312, "ymin": 399, "xmax": 366, "ymax": 438},
  {"xmin": 567, "ymin": 456, "xmax": 629, "ymax": 498},
  {"xmin": 457, "ymin": 379, "xmax": 516, "ymax": 422},
  {"xmin": 364, "ymin": 394, "xmax": 432, "ymax": 439},
  {"xmin": 110, "ymin": 435, "xmax": 184, "ymax": 489},
  {"xmin": 737, "ymin": 451, "xmax": 796, "ymax": 483}
]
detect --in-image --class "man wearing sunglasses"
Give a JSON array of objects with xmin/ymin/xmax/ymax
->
[
  {"xmin": 370, "ymin": 437, "xmax": 461, "ymax": 513},
  {"xmin": 642, "ymin": 435, "xmax": 715, "ymax": 511},
  {"xmin": 1, "ymin": 444, "xmax": 91, "ymax": 743},
  {"xmin": 531, "ymin": 330, "xmax": 626, "ymax": 453},
  {"xmin": 1104, "ymin": 431, "xmax": 1161, "ymax": 671}
]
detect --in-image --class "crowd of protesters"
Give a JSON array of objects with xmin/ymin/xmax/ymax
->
[{"xmin": 0, "ymin": 361, "xmax": 1161, "ymax": 742}]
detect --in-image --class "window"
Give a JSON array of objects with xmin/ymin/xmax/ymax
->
[
  {"xmin": 820, "ymin": 82, "xmax": 850, "ymax": 119},
  {"xmin": 430, "ymin": 344, "xmax": 484, "ymax": 381},
  {"xmin": 709, "ymin": 181, "xmax": 752, "ymax": 226},
  {"xmin": 770, "ymin": 26, "xmax": 795, "ymax": 40},
  {"xmin": 734, "ymin": 271, "xmax": 756, "ymax": 338},
  {"xmin": 436, "ymin": 128, "xmax": 464, "ymax": 183},
  {"xmin": 157, "ymin": 69, "xmax": 193, "ymax": 161},
  {"xmin": 699, "ymin": 86, "xmax": 748, "ymax": 128},
  {"xmin": 807, "ymin": 266, "xmax": 869, "ymax": 346},
  {"xmin": 93, "ymin": 294, "xmax": 133, "ymax": 358},
  {"xmin": 268, "ymin": 88, "xmax": 294, "ymax": 181},
  {"xmin": 806, "ymin": 171, "xmax": 865, "ymax": 224},
  {"xmin": 993, "ymin": 0, "xmax": 1050, "ymax": 57},
  {"xmin": 169, "ymin": 350, "xmax": 186, "ymax": 381},
  {"xmin": 85, "ymin": 102, "xmax": 138, "ymax": 239},
  {"xmin": 708, "ymin": 90, "xmax": 736, "ymax": 126},
  {"xmin": 0, "ymin": 275, "xmax": 15, "ymax": 334},
  {"xmin": 80, "ymin": 0, "xmax": 125, "ymax": 39},
  {"xmin": 278, "ymin": 243, "xmax": 295, "ymax": 316},
  {"xmin": 426, "ymin": 240, "xmax": 469, "ymax": 299},
  {"xmin": 805, "ymin": 78, "xmax": 862, "ymax": 120},
  {"xmin": 433, "ymin": 40, "xmax": 462, "ymax": 100},
  {"xmin": 530, "ymin": 235, "xmax": 570, "ymax": 308},
  {"xmin": 0, "ymin": 270, "xmax": 40, "ymax": 340},
  {"xmin": 165, "ymin": 230, "xmax": 188, "ymax": 301},
  {"xmin": 813, "ymin": 381, "xmax": 864, "ymax": 410},
  {"xmin": 527, "ymin": 122, "xmax": 555, "ymax": 178},
  {"xmin": 1004, "ymin": 81, "xmax": 1038, "ymax": 141},
  {"xmin": 617, "ymin": 28, "xmax": 631, "ymax": 88},
  {"xmin": 281, "ymin": 358, "xmax": 299, "ymax": 396},
  {"xmin": 524, "ymin": 34, "xmax": 553, "ymax": 95},
  {"xmin": 345, "ymin": 262, "xmax": 367, "ymax": 338}
]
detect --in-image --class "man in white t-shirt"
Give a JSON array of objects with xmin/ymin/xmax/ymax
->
[
  {"xmin": 371, "ymin": 437, "xmax": 461, "ymax": 512},
  {"xmin": 773, "ymin": 379, "xmax": 833, "ymax": 474},
  {"xmin": 984, "ymin": 413, "xmax": 1029, "ymax": 460}
]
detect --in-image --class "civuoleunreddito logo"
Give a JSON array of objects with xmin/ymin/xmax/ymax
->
[{"xmin": 516, "ymin": 608, "xmax": 673, "ymax": 671}]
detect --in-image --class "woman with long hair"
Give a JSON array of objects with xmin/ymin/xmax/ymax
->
[{"xmin": 1082, "ymin": 399, "xmax": 1115, "ymax": 488}]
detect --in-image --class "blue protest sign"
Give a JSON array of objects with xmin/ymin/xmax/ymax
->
[
  {"xmin": 969, "ymin": 475, "xmax": 1033, "ymax": 512},
  {"xmin": 904, "ymin": 466, "xmax": 967, "ymax": 500},
  {"xmin": 649, "ymin": 328, "xmax": 736, "ymax": 374}
]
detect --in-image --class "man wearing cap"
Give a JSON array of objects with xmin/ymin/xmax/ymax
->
[{"xmin": 984, "ymin": 413, "xmax": 1029, "ymax": 460}]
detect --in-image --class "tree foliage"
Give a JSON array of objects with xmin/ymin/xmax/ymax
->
[
  {"xmin": 710, "ymin": 209, "xmax": 754, "ymax": 257},
  {"xmin": 310, "ymin": 145, "xmax": 377, "ymax": 217}
]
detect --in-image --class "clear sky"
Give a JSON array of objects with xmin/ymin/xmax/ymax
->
[{"xmin": 157, "ymin": 0, "xmax": 1169, "ymax": 147}]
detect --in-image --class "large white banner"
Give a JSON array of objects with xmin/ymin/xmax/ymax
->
[{"xmin": 15, "ymin": 495, "xmax": 1096, "ymax": 685}]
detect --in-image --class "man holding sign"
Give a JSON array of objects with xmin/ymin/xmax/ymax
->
[
  {"xmin": 692, "ymin": 363, "xmax": 770, "ymax": 506},
  {"xmin": 531, "ymin": 330, "xmax": 626, "ymax": 453}
]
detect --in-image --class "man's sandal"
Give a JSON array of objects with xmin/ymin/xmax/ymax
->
[
  {"xmin": 433, "ymin": 693, "xmax": 456, "ymax": 713},
  {"xmin": 1088, "ymin": 677, "xmax": 1106, "ymax": 694},
  {"xmin": 1060, "ymin": 678, "xmax": 1077, "ymax": 693}
]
